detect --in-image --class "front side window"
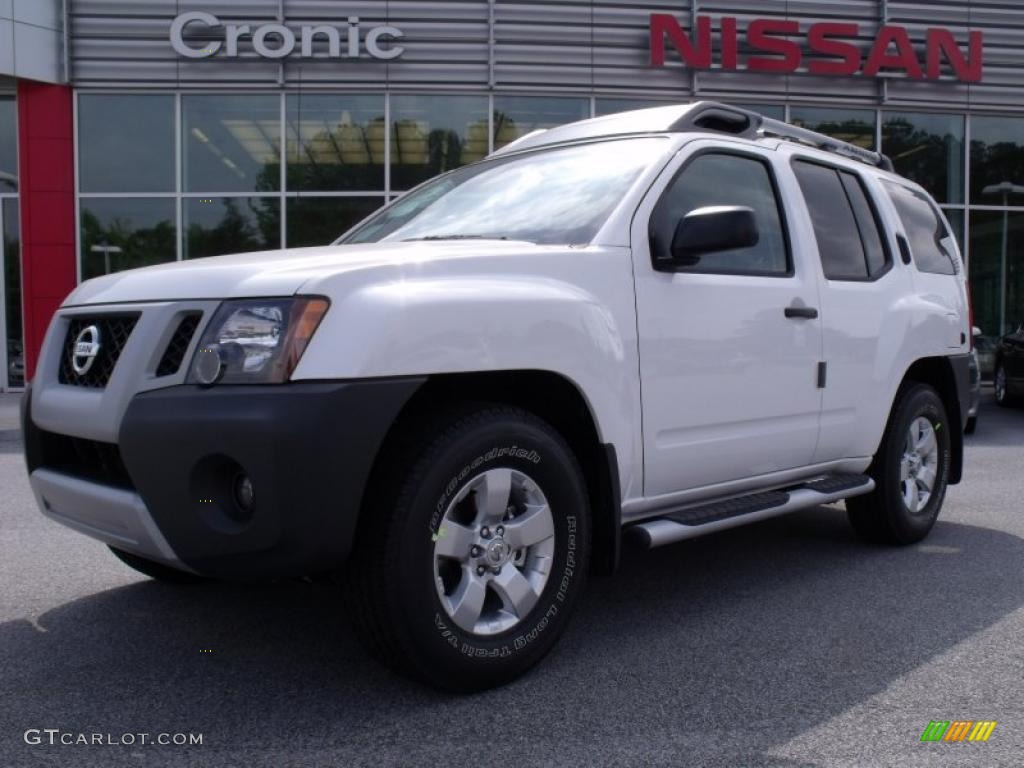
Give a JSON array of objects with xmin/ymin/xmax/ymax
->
[
  {"xmin": 342, "ymin": 138, "xmax": 666, "ymax": 246},
  {"xmin": 884, "ymin": 182, "xmax": 959, "ymax": 276},
  {"xmin": 649, "ymin": 152, "xmax": 789, "ymax": 275},
  {"xmin": 793, "ymin": 160, "xmax": 889, "ymax": 280}
]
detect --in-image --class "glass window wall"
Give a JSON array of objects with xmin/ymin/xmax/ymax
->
[
  {"xmin": 970, "ymin": 210, "xmax": 1024, "ymax": 338},
  {"xmin": 80, "ymin": 198, "xmax": 176, "ymax": 280},
  {"xmin": 184, "ymin": 197, "xmax": 280, "ymax": 260},
  {"xmin": 0, "ymin": 98, "xmax": 17, "ymax": 193},
  {"xmin": 790, "ymin": 106, "xmax": 876, "ymax": 150},
  {"xmin": 390, "ymin": 95, "xmax": 489, "ymax": 190},
  {"xmin": 493, "ymin": 96, "xmax": 589, "ymax": 151},
  {"xmin": 4, "ymin": 199, "xmax": 22, "ymax": 388},
  {"xmin": 970, "ymin": 116, "xmax": 1024, "ymax": 204},
  {"xmin": 287, "ymin": 197, "xmax": 384, "ymax": 248},
  {"xmin": 286, "ymin": 94, "xmax": 385, "ymax": 192},
  {"xmin": 79, "ymin": 95, "xmax": 175, "ymax": 193},
  {"xmin": 184, "ymin": 95, "xmax": 281, "ymax": 193},
  {"xmin": 882, "ymin": 112, "xmax": 964, "ymax": 204},
  {"xmin": 0, "ymin": 95, "xmax": 19, "ymax": 389}
]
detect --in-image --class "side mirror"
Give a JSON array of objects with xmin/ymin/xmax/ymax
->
[
  {"xmin": 667, "ymin": 206, "xmax": 759, "ymax": 268},
  {"xmin": 972, "ymin": 326, "xmax": 983, "ymax": 339}
]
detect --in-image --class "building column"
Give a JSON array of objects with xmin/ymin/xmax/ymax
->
[{"xmin": 17, "ymin": 81, "xmax": 76, "ymax": 382}]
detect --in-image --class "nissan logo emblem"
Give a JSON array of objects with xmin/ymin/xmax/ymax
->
[{"xmin": 72, "ymin": 325, "xmax": 102, "ymax": 376}]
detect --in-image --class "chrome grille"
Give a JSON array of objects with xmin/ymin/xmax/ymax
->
[{"xmin": 58, "ymin": 315, "xmax": 139, "ymax": 388}]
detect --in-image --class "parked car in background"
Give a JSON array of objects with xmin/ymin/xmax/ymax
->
[
  {"xmin": 7, "ymin": 340, "xmax": 24, "ymax": 387},
  {"xmin": 994, "ymin": 324, "xmax": 1024, "ymax": 407},
  {"xmin": 973, "ymin": 328, "xmax": 996, "ymax": 381},
  {"xmin": 966, "ymin": 349, "xmax": 980, "ymax": 434}
]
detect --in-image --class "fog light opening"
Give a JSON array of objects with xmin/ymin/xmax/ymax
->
[{"xmin": 233, "ymin": 473, "xmax": 255, "ymax": 514}]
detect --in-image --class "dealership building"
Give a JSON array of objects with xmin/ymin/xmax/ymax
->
[{"xmin": 1, "ymin": 0, "xmax": 1023, "ymax": 389}]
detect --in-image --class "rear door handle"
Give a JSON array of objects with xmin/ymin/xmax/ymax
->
[{"xmin": 784, "ymin": 305, "xmax": 818, "ymax": 319}]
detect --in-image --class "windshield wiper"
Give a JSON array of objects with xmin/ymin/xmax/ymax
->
[{"xmin": 403, "ymin": 234, "xmax": 510, "ymax": 242}]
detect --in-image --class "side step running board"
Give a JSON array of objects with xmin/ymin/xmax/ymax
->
[{"xmin": 627, "ymin": 473, "xmax": 874, "ymax": 549}]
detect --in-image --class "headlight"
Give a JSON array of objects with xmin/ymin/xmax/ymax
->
[{"xmin": 187, "ymin": 297, "xmax": 329, "ymax": 385}]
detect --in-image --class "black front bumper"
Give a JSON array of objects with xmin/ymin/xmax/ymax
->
[{"xmin": 26, "ymin": 379, "xmax": 423, "ymax": 579}]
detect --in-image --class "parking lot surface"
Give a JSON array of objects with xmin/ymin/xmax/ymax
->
[{"xmin": 1, "ymin": 392, "xmax": 1022, "ymax": 767}]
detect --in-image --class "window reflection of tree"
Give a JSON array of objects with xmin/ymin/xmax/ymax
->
[
  {"xmin": 287, "ymin": 116, "xmax": 385, "ymax": 191},
  {"xmin": 971, "ymin": 140, "xmax": 1024, "ymax": 196},
  {"xmin": 791, "ymin": 118, "xmax": 875, "ymax": 149},
  {"xmin": 884, "ymin": 119, "xmax": 961, "ymax": 201},
  {"xmin": 187, "ymin": 198, "xmax": 279, "ymax": 260},
  {"xmin": 80, "ymin": 209, "xmax": 175, "ymax": 278}
]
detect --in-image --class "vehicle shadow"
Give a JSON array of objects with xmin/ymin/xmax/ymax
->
[{"xmin": 2, "ymin": 509, "xmax": 1021, "ymax": 767}]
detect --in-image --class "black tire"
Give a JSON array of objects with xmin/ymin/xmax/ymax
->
[
  {"xmin": 847, "ymin": 383, "xmax": 951, "ymax": 545},
  {"xmin": 109, "ymin": 546, "xmax": 209, "ymax": 584},
  {"xmin": 345, "ymin": 404, "xmax": 591, "ymax": 692},
  {"xmin": 964, "ymin": 415, "xmax": 977, "ymax": 435},
  {"xmin": 994, "ymin": 362, "xmax": 1017, "ymax": 407}
]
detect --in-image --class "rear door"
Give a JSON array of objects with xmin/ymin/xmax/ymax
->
[{"xmin": 788, "ymin": 158, "xmax": 913, "ymax": 463}]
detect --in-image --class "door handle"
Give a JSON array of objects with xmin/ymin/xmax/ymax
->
[{"xmin": 784, "ymin": 305, "xmax": 818, "ymax": 319}]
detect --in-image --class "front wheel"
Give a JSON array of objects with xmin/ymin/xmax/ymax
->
[
  {"xmin": 847, "ymin": 383, "xmax": 951, "ymax": 545},
  {"xmin": 346, "ymin": 405, "xmax": 591, "ymax": 692}
]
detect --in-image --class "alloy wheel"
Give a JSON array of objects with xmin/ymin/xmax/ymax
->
[
  {"xmin": 432, "ymin": 468, "xmax": 555, "ymax": 636},
  {"xmin": 900, "ymin": 416, "xmax": 939, "ymax": 514}
]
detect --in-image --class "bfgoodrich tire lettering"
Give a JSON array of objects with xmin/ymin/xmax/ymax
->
[
  {"xmin": 346, "ymin": 405, "xmax": 590, "ymax": 692},
  {"xmin": 847, "ymin": 383, "xmax": 951, "ymax": 545}
]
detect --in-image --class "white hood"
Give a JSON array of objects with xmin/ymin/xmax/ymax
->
[{"xmin": 63, "ymin": 241, "xmax": 539, "ymax": 306}]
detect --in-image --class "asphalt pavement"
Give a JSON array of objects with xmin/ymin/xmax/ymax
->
[{"xmin": 1, "ymin": 390, "xmax": 1022, "ymax": 767}]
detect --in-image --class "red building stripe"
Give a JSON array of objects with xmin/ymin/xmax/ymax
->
[{"xmin": 18, "ymin": 82, "xmax": 77, "ymax": 382}]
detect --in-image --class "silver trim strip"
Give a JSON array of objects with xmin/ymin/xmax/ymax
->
[
  {"xmin": 628, "ymin": 479, "xmax": 876, "ymax": 549},
  {"xmin": 621, "ymin": 458, "xmax": 872, "ymax": 523},
  {"xmin": 30, "ymin": 468, "xmax": 193, "ymax": 571}
]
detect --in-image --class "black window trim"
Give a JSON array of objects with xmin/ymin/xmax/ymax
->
[
  {"xmin": 789, "ymin": 155, "xmax": 894, "ymax": 284},
  {"xmin": 649, "ymin": 147, "xmax": 795, "ymax": 278}
]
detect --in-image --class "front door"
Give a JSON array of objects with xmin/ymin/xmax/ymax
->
[{"xmin": 632, "ymin": 143, "xmax": 823, "ymax": 497}]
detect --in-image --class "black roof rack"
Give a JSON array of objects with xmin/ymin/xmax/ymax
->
[
  {"xmin": 492, "ymin": 100, "xmax": 895, "ymax": 172},
  {"xmin": 671, "ymin": 102, "xmax": 895, "ymax": 172}
]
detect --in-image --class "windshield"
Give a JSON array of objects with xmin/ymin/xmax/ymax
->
[{"xmin": 340, "ymin": 137, "xmax": 667, "ymax": 245}]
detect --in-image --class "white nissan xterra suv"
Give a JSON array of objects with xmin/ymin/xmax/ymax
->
[{"xmin": 23, "ymin": 103, "xmax": 971, "ymax": 691}]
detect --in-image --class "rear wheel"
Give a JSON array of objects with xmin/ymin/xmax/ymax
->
[
  {"xmin": 847, "ymin": 383, "xmax": 951, "ymax": 545},
  {"xmin": 346, "ymin": 405, "xmax": 591, "ymax": 692},
  {"xmin": 109, "ymin": 547, "xmax": 208, "ymax": 584}
]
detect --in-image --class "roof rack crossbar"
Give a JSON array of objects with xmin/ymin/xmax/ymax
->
[
  {"xmin": 671, "ymin": 102, "xmax": 894, "ymax": 172},
  {"xmin": 758, "ymin": 115, "xmax": 895, "ymax": 172}
]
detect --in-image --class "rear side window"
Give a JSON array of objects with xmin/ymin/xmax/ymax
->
[
  {"xmin": 883, "ymin": 182, "xmax": 959, "ymax": 275},
  {"xmin": 650, "ymin": 152, "xmax": 790, "ymax": 276},
  {"xmin": 792, "ymin": 160, "xmax": 890, "ymax": 280}
]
